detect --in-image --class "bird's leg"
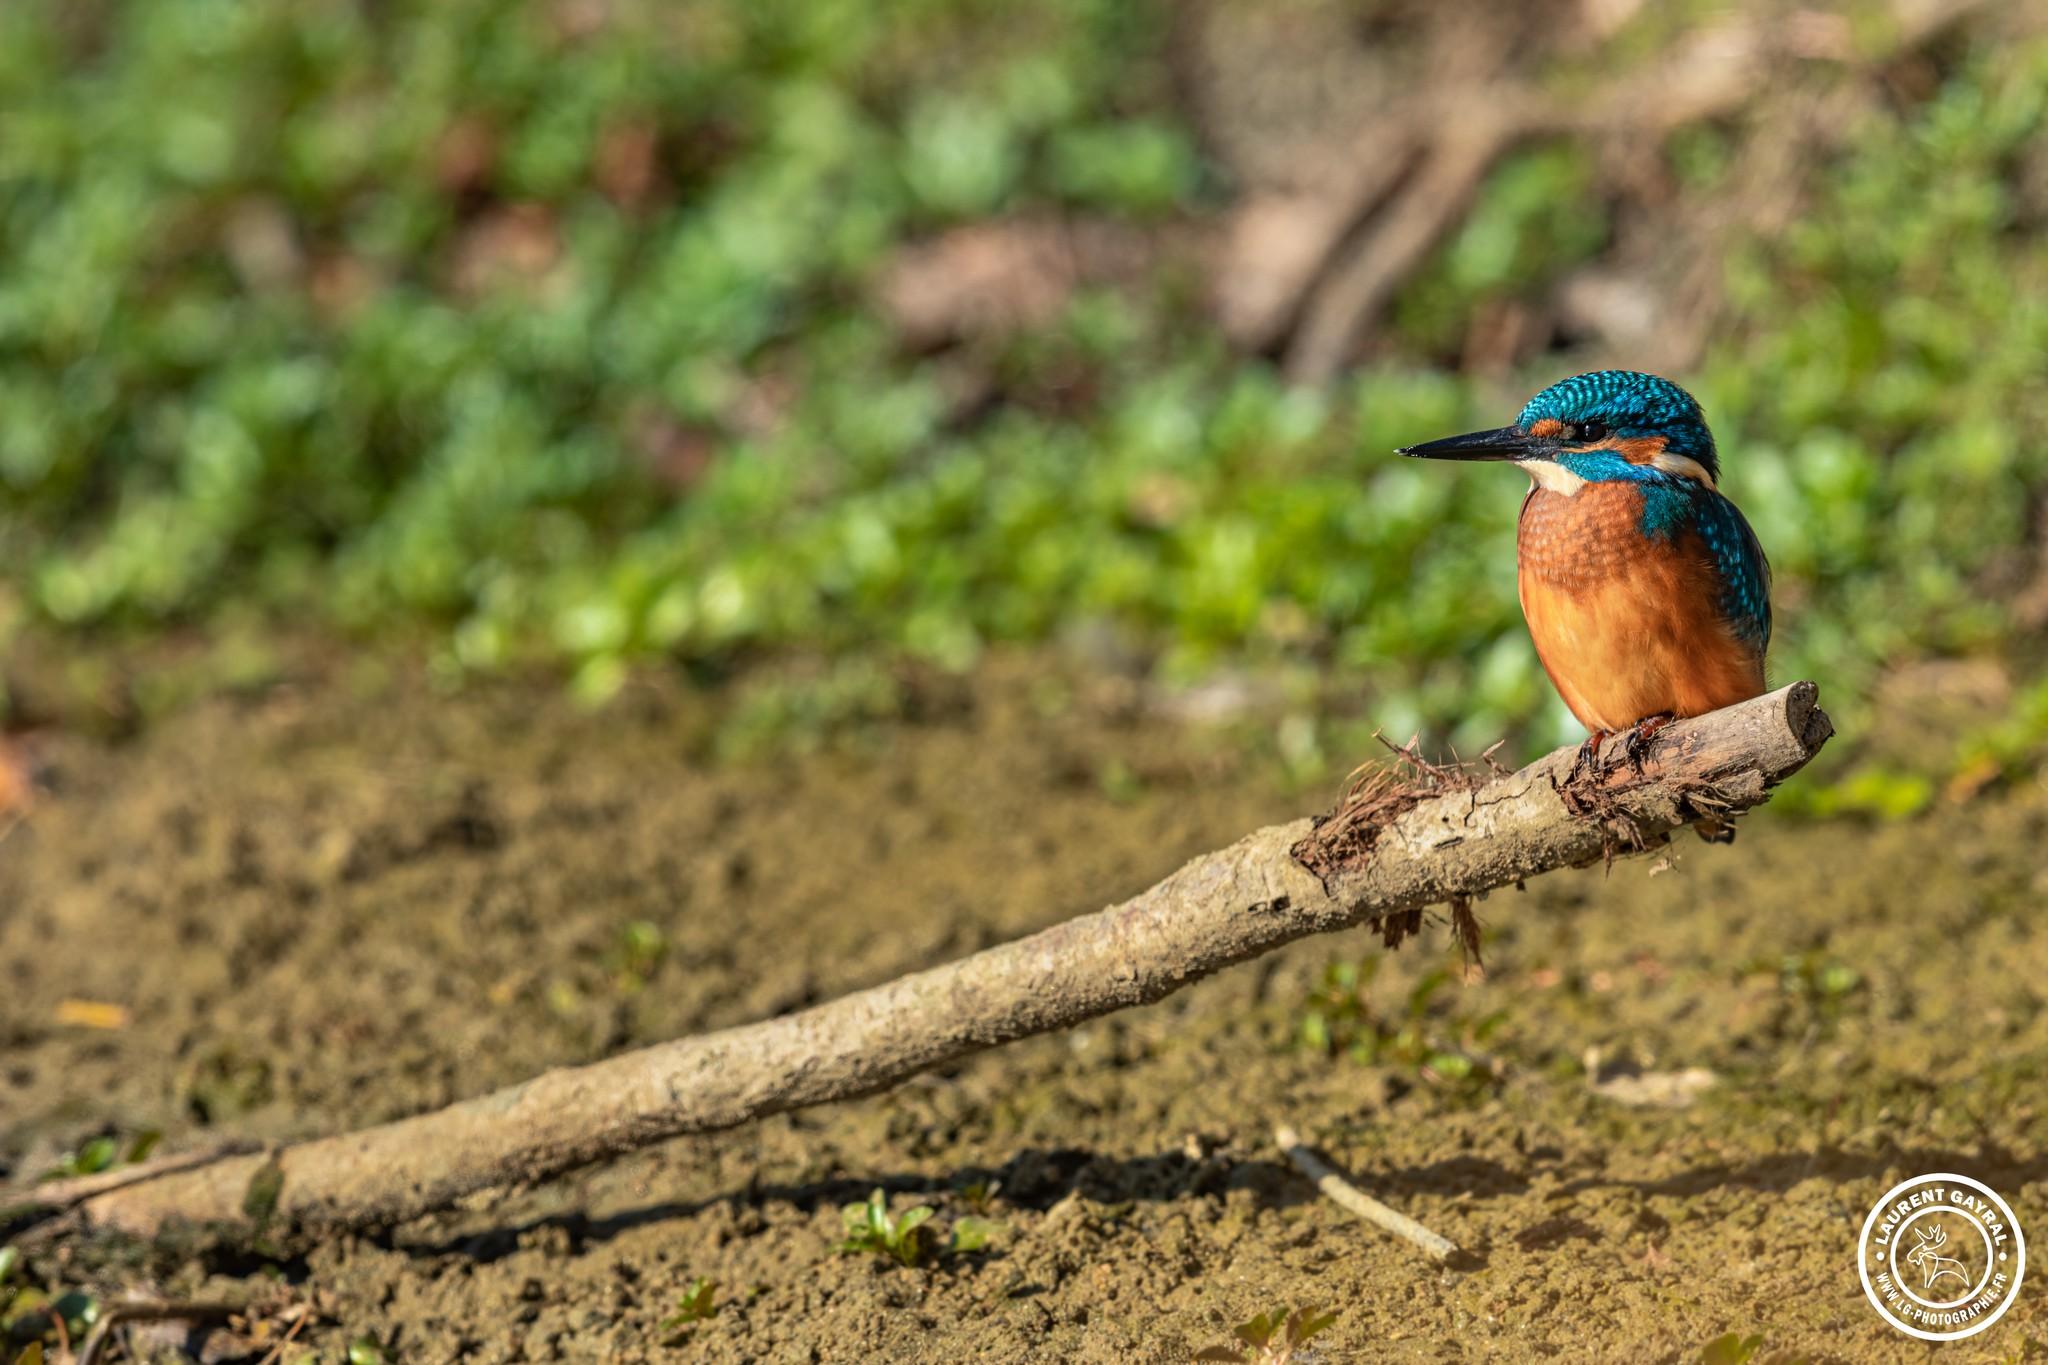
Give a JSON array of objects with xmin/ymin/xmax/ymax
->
[
  {"xmin": 1566, "ymin": 730, "xmax": 1611, "ymax": 785},
  {"xmin": 1622, "ymin": 712, "xmax": 1676, "ymax": 775}
]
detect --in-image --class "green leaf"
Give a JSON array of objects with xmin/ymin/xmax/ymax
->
[
  {"xmin": 242, "ymin": 1156, "xmax": 286, "ymax": 1226},
  {"xmin": 72, "ymin": 1137, "xmax": 118, "ymax": 1176},
  {"xmin": 662, "ymin": 1277, "xmax": 718, "ymax": 1328},
  {"xmin": 1406, "ymin": 968, "xmax": 1451, "ymax": 1018},
  {"xmin": 0, "ymin": 1246, "xmax": 18, "ymax": 1286},
  {"xmin": 16, "ymin": 1343, "xmax": 45, "ymax": 1365},
  {"xmin": 1699, "ymin": 1331, "xmax": 1763, "ymax": 1365},
  {"xmin": 52, "ymin": 1291, "xmax": 99, "ymax": 1332},
  {"xmin": 1290, "ymin": 1306, "xmax": 1338, "ymax": 1343},
  {"xmin": 4, "ymin": 1286, "xmax": 50, "ymax": 1325},
  {"xmin": 949, "ymin": 1217, "xmax": 994, "ymax": 1254},
  {"xmin": 125, "ymin": 1129, "xmax": 163, "ymax": 1164},
  {"xmin": 896, "ymin": 1205, "xmax": 934, "ymax": 1236},
  {"xmin": 1233, "ymin": 1310, "xmax": 1278, "ymax": 1348},
  {"xmin": 347, "ymin": 1337, "xmax": 388, "ymax": 1365}
]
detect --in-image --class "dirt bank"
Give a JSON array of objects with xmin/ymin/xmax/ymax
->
[{"xmin": 3, "ymin": 659, "xmax": 2045, "ymax": 1361}]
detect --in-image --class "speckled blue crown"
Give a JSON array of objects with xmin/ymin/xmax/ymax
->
[{"xmin": 1518, "ymin": 370, "xmax": 1719, "ymax": 480}]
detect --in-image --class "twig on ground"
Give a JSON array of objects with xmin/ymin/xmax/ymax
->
[
  {"xmin": 1273, "ymin": 1124, "xmax": 1457, "ymax": 1263},
  {"xmin": 251, "ymin": 1302, "xmax": 312, "ymax": 1365},
  {"xmin": 42, "ymin": 1299, "xmax": 71, "ymax": 1362}
]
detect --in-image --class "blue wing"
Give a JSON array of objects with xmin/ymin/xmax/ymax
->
[{"xmin": 1700, "ymin": 491, "xmax": 1771, "ymax": 651}]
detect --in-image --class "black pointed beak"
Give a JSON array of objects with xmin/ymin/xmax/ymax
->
[{"xmin": 1397, "ymin": 425, "xmax": 1550, "ymax": 462}]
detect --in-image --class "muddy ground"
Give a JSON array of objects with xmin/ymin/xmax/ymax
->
[{"xmin": 3, "ymin": 656, "xmax": 2047, "ymax": 1362}]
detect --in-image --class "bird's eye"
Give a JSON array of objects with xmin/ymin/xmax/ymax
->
[{"xmin": 1571, "ymin": 421, "xmax": 1608, "ymax": 443}]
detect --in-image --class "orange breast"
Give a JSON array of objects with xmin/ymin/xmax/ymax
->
[{"xmin": 1517, "ymin": 483, "xmax": 1765, "ymax": 734}]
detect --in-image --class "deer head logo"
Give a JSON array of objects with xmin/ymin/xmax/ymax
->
[{"xmin": 1905, "ymin": 1222, "xmax": 1972, "ymax": 1292}]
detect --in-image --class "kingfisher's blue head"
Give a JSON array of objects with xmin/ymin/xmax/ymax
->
[{"xmin": 1397, "ymin": 370, "xmax": 1720, "ymax": 491}]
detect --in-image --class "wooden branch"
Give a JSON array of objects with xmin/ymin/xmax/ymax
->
[{"xmin": 14, "ymin": 684, "xmax": 1831, "ymax": 1245}]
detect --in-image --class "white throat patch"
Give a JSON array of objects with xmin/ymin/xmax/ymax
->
[
  {"xmin": 1525, "ymin": 452, "xmax": 1717, "ymax": 495},
  {"xmin": 1525, "ymin": 461, "xmax": 1587, "ymax": 495}
]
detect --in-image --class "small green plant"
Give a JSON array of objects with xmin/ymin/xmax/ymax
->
[
  {"xmin": 949, "ymin": 1216, "xmax": 994, "ymax": 1254},
  {"xmin": 49, "ymin": 1136, "xmax": 117, "ymax": 1180},
  {"xmin": 1780, "ymin": 953, "xmax": 1860, "ymax": 1002},
  {"xmin": 956, "ymin": 1177, "xmax": 1002, "ymax": 1215},
  {"xmin": 1097, "ymin": 757, "xmax": 1144, "ymax": 804},
  {"xmin": 661, "ymin": 1278, "xmax": 718, "ymax": 1333},
  {"xmin": 1297, "ymin": 957, "xmax": 1381, "ymax": 1056},
  {"xmin": 0, "ymin": 1245, "xmax": 101, "ymax": 1352},
  {"xmin": 1796, "ymin": 767, "xmax": 1936, "ymax": 820},
  {"xmin": 347, "ymin": 1337, "xmax": 388, "ymax": 1365},
  {"xmin": 1759, "ymin": 950, "xmax": 1864, "ymax": 1032},
  {"xmin": 1297, "ymin": 957, "xmax": 1505, "ymax": 1096},
  {"xmin": 1194, "ymin": 1305, "xmax": 1337, "ymax": 1363},
  {"xmin": 0, "ymin": 1259, "xmax": 23, "ymax": 1353},
  {"xmin": 1698, "ymin": 1331, "xmax": 1763, "ymax": 1365},
  {"xmin": 0, "ymin": 1250, "xmax": 26, "ymax": 1351},
  {"xmin": 0, "ymin": 1274, "xmax": 99, "ymax": 1359},
  {"xmin": 609, "ymin": 920, "xmax": 668, "ymax": 993},
  {"xmin": 37, "ymin": 1128, "xmax": 160, "ymax": 1182},
  {"xmin": 837, "ymin": 1188, "xmax": 994, "ymax": 1267}
]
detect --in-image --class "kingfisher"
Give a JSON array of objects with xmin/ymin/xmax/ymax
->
[{"xmin": 1399, "ymin": 370, "xmax": 1771, "ymax": 775}]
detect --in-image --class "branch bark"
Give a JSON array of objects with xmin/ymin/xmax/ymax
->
[{"xmin": 14, "ymin": 684, "xmax": 1832, "ymax": 1245}]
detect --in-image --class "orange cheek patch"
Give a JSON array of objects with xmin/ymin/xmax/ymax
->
[
  {"xmin": 1583, "ymin": 435, "xmax": 1667, "ymax": 464},
  {"xmin": 1527, "ymin": 418, "xmax": 1564, "ymax": 438}
]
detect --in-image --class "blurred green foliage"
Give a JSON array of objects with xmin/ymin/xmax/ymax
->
[
  {"xmin": 2, "ymin": 1, "xmax": 2045, "ymax": 769},
  {"xmin": 1709, "ymin": 44, "xmax": 2048, "ymax": 725},
  {"xmin": 1296, "ymin": 956, "xmax": 1505, "ymax": 1100}
]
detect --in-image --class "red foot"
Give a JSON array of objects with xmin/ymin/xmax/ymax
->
[
  {"xmin": 1622, "ymin": 712, "xmax": 1676, "ymax": 775},
  {"xmin": 1566, "ymin": 729, "xmax": 1611, "ymax": 784}
]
